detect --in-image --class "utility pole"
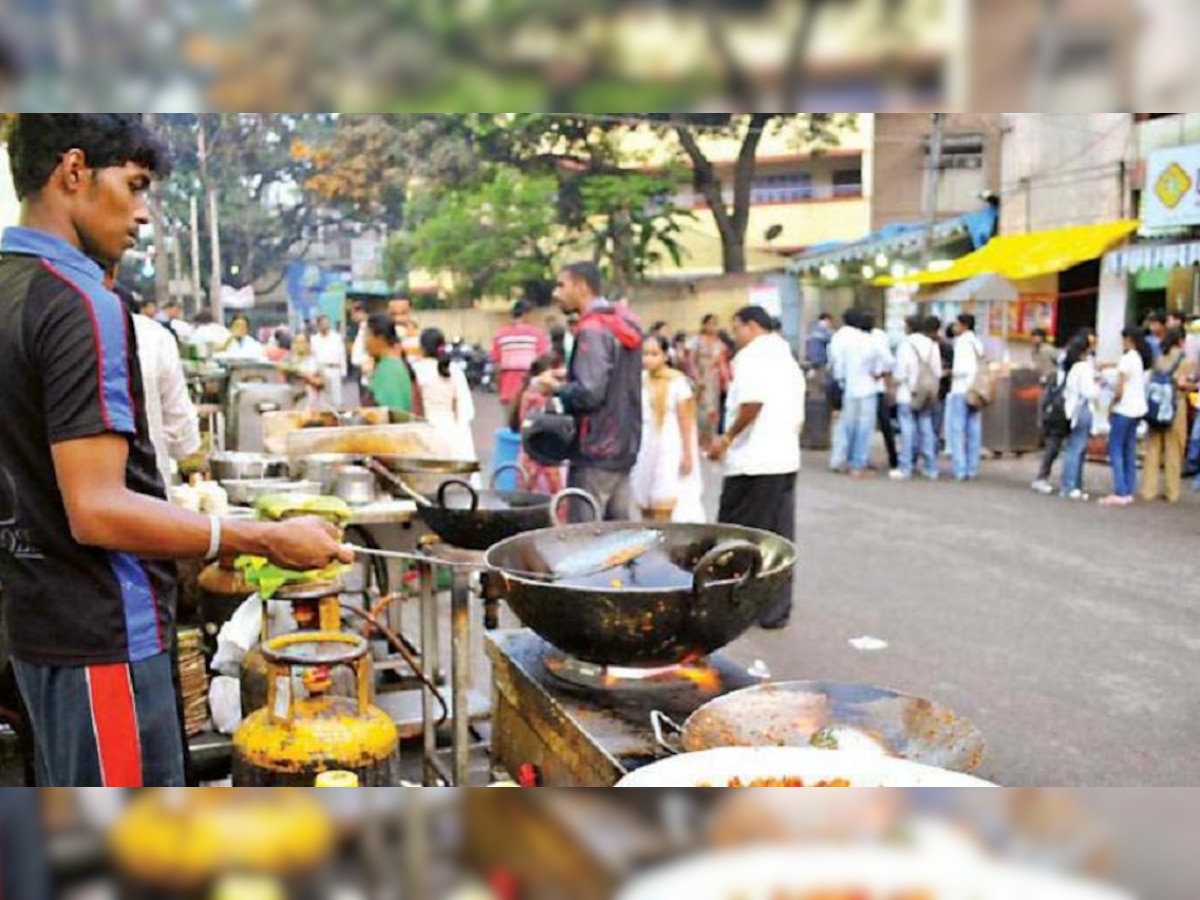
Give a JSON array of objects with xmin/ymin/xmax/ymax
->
[
  {"xmin": 189, "ymin": 195, "xmax": 203, "ymax": 318},
  {"xmin": 921, "ymin": 112, "xmax": 946, "ymax": 268},
  {"xmin": 197, "ymin": 117, "xmax": 224, "ymax": 321},
  {"xmin": 144, "ymin": 113, "xmax": 171, "ymax": 305}
]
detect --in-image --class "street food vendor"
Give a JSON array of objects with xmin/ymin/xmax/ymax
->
[{"xmin": 0, "ymin": 114, "xmax": 352, "ymax": 786}]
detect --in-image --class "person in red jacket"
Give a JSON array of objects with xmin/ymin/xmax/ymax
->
[
  {"xmin": 537, "ymin": 262, "xmax": 644, "ymax": 521},
  {"xmin": 492, "ymin": 300, "xmax": 550, "ymax": 405}
]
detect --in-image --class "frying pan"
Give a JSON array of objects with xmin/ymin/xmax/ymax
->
[
  {"xmin": 615, "ymin": 746, "xmax": 995, "ymax": 787},
  {"xmin": 486, "ymin": 522, "xmax": 796, "ymax": 668},
  {"xmin": 652, "ymin": 680, "xmax": 986, "ymax": 774}
]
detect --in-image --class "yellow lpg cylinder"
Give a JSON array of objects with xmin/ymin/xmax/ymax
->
[
  {"xmin": 109, "ymin": 788, "xmax": 334, "ymax": 899},
  {"xmin": 233, "ymin": 631, "xmax": 400, "ymax": 787},
  {"xmin": 241, "ymin": 580, "xmax": 345, "ymax": 716}
]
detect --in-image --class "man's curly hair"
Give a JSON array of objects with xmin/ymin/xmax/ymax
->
[{"xmin": 7, "ymin": 114, "xmax": 171, "ymax": 200}]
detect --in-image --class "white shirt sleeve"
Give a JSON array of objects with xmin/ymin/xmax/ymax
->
[
  {"xmin": 351, "ymin": 328, "xmax": 369, "ymax": 369},
  {"xmin": 157, "ymin": 332, "xmax": 202, "ymax": 462},
  {"xmin": 453, "ymin": 367, "xmax": 475, "ymax": 426},
  {"xmin": 733, "ymin": 349, "xmax": 772, "ymax": 407}
]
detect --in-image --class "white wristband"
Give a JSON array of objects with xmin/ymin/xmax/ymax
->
[{"xmin": 205, "ymin": 514, "xmax": 222, "ymax": 561}]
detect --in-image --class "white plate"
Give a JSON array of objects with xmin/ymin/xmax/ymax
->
[{"xmin": 615, "ymin": 747, "xmax": 997, "ymax": 788}]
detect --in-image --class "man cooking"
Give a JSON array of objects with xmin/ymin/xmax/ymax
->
[
  {"xmin": 536, "ymin": 261, "xmax": 643, "ymax": 521},
  {"xmin": 0, "ymin": 114, "xmax": 350, "ymax": 787}
]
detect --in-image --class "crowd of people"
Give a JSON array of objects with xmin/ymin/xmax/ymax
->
[{"xmin": 810, "ymin": 305, "xmax": 1200, "ymax": 505}]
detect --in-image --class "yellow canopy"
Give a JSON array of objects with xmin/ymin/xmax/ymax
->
[{"xmin": 876, "ymin": 220, "xmax": 1138, "ymax": 286}]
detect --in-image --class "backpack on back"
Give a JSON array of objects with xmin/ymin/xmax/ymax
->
[
  {"xmin": 1146, "ymin": 356, "xmax": 1183, "ymax": 430},
  {"xmin": 910, "ymin": 339, "xmax": 941, "ymax": 413}
]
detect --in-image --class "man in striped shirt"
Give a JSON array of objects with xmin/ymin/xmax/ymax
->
[{"xmin": 492, "ymin": 300, "xmax": 550, "ymax": 406}]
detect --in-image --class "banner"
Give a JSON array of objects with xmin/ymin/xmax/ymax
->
[{"xmin": 1143, "ymin": 144, "xmax": 1200, "ymax": 229}]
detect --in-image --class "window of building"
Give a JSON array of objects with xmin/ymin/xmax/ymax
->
[
  {"xmin": 927, "ymin": 133, "xmax": 985, "ymax": 170},
  {"xmin": 832, "ymin": 169, "xmax": 863, "ymax": 196},
  {"xmin": 751, "ymin": 172, "xmax": 814, "ymax": 204}
]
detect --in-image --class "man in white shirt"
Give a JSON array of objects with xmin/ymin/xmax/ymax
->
[
  {"xmin": 114, "ymin": 286, "xmax": 202, "ymax": 486},
  {"xmin": 948, "ymin": 313, "xmax": 985, "ymax": 480},
  {"xmin": 708, "ymin": 305, "xmax": 804, "ymax": 630},
  {"xmin": 894, "ymin": 314, "xmax": 943, "ymax": 480},
  {"xmin": 826, "ymin": 312, "xmax": 858, "ymax": 470},
  {"xmin": 310, "ymin": 314, "xmax": 348, "ymax": 409},
  {"xmin": 831, "ymin": 309, "xmax": 884, "ymax": 476},
  {"xmin": 215, "ymin": 314, "xmax": 266, "ymax": 362}
]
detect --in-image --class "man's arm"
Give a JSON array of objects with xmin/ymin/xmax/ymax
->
[
  {"xmin": 556, "ymin": 328, "xmax": 613, "ymax": 413},
  {"xmin": 52, "ymin": 434, "xmax": 350, "ymax": 569},
  {"xmin": 708, "ymin": 402, "xmax": 763, "ymax": 461}
]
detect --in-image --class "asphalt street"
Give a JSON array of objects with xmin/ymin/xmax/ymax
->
[{"xmin": 471, "ymin": 392, "xmax": 1200, "ymax": 787}]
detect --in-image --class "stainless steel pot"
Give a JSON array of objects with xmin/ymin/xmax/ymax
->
[
  {"xmin": 333, "ymin": 466, "xmax": 377, "ymax": 507},
  {"xmin": 210, "ymin": 452, "xmax": 291, "ymax": 482},
  {"xmin": 295, "ymin": 453, "xmax": 365, "ymax": 494}
]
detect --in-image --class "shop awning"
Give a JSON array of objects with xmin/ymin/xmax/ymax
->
[
  {"xmin": 924, "ymin": 273, "xmax": 1019, "ymax": 304},
  {"xmin": 876, "ymin": 220, "xmax": 1138, "ymax": 286}
]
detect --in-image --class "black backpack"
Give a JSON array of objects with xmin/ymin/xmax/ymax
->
[{"xmin": 1041, "ymin": 375, "xmax": 1071, "ymax": 436}]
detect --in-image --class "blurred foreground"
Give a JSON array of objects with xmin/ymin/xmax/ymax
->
[{"xmin": 1, "ymin": 788, "xmax": 1196, "ymax": 899}]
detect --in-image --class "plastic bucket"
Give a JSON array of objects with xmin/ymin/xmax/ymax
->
[{"xmin": 491, "ymin": 428, "xmax": 523, "ymax": 490}]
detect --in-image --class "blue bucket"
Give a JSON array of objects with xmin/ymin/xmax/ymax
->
[{"xmin": 491, "ymin": 428, "xmax": 523, "ymax": 490}]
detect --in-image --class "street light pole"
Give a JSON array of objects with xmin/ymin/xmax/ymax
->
[{"xmin": 189, "ymin": 195, "xmax": 203, "ymax": 318}]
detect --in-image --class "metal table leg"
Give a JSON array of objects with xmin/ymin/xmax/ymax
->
[
  {"xmin": 418, "ymin": 559, "xmax": 438, "ymax": 786},
  {"xmin": 450, "ymin": 567, "xmax": 472, "ymax": 786}
]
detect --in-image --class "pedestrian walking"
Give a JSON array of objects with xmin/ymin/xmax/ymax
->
[
  {"xmin": 287, "ymin": 332, "xmax": 332, "ymax": 412},
  {"xmin": 947, "ymin": 313, "xmax": 986, "ymax": 481},
  {"xmin": 805, "ymin": 312, "xmax": 834, "ymax": 369},
  {"xmin": 0, "ymin": 114, "xmax": 347, "ymax": 786},
  {"xmin": 1029, "ymin": 328, "xmax": 1060, "ymax": 383},
  {"xmin": 1140, "ymin": 328, "xmax": 1192, "ymax": 503},
  {"xmin": 691, "ymin": 313, "xmax": 731, "ymax": 452},
  {"xmin": 1058, "ymin": 334, "xmax": 1100, "ymax": 501},
  {"xmin": 492, "ymin": 300, "xmax": 551, "ymax": 406},
  {"xmin": 1100, "ymin": 327, "xmax": 1152, "ymax": 507},
  {"xmin": 708, "ymin": 306, "xmax": 805, "ymax": 630},
  {"xmin": 894, "ymin": 314, "xmax": 942, "ymax": 480},
  {"xmin": 389, "ymin": 296, "xmax": 422, "ymax": 359},
  {"xmin": 536, "ymin": 262, "xmax": 644, "ymax": 522},
  {"xmin": 412, "ymin": 327, "xmax": 477, "ymax": 462},
  {"xmin": 631, "ymin": 335, "xmax": 704, "ymax": 523}
]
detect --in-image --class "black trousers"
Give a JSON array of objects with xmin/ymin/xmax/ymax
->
[
  {"xmin": 1037, "ymin": 431, "xmax": 1067, "ymax": 481},
  {"xmin": 877, "ymin": 394, "xmax": 899, "ymax": 469},
  {"xmin": 718, "ymin": 472, "xmax": 797, "ymax": 626}
]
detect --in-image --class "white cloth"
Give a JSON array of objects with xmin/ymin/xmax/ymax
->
[
  {"xmin": 894, "ymin": 332, "xmax": 943, "ymax": 407},
  {"xmin": 311, "ymin": 330, "xmax": 347, "ymax": 408},
  {"xmin": 411, "ymin": 358, "xmax": 477, "ymax": 461},
  {"xmin": 216, "ymin": 335, "xmax": 266, "ymax": 362},
  {"xmin": 827, "ymin": 325, "xmax": 856, "ymax": 381},
  {"xmin": 723, "ymin": 332, "xmax": 805, "ymax": 477},
  {"xmin": 839, "ymin": 328, "xmax": 885, "ymax": 400},
  {"xmin": 951, "ymin": 331, "xmax": 984, "ymax": 395},
  {"xmin": 191, "ymin": 322, "xmax": 230, "ymax": 346},
  {"xmin": 291, "ymin": 355, "xmax": 331, "ymax": 412},
  {"xmin": 168, "ymin": 318, "xmax": 194, "ymax": 342},
  {"xmin": 1113, "ymin": 349, "xmax": 1149, "ymax": 418},
  {"xmin": 631, "ymin": 373, "xmax": 705, "ymax": 522},
  {"xmin": 132, "ymin": 315, "xmax": 201, "ymax": 486},
  {"xmin": 1065, "ymin": 358, "xmax": 1100, "ymax": 428},
  {"xmin": 869, "ymin": 329, "xmax": 896, "ymax": 395}
]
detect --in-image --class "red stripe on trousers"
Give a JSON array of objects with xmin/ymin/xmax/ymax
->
[{"xmin": 86, "ymin": 664, "xmax": 143, "ymax": 787}]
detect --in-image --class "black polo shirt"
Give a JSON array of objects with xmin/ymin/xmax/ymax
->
[{"xmin": 0, "ymin": 226, "xmax": 175, "ymax": 666}]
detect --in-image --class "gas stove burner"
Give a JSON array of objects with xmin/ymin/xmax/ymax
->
[{"xmin": 544, "ymin": 648, "xmax": 722, "ymax": 693}]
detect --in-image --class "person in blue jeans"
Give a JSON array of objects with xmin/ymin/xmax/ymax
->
[
  {"xmin": 1059, "ymin": 334, "xmax": 1100, "ymax": 500},
  {"xmin": 1101, "ymin": 327, "xmax": 1153, "ymax": 507},
  {"xmin": 947, "ymin": 314, "xmax": 985, "ymax": 480},
  {"xmin": 894, "ymin": 315, "xmax": 942, "ymax": 479}
]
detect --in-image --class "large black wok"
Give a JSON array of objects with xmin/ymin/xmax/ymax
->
[
  {"xmin": 416, "ymin": 479, "xmax": 597, "ymax": 551},
  {"xmin": 654, "ymin": 680, "xmax": 985, "ymax": 773},
  {"xmin": 486, "ymin": 522, "xmax": 796, "ymax": 668}
]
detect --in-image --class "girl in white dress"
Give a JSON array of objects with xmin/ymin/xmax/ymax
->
[
  {"xmin": 631, "ymin": 335, "xmax": 705, "ymax": 523},
  {"xmin": 412, "ymin": 328, "xmax": 477, "ymax": 463}
]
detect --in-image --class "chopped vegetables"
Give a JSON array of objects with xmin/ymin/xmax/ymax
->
[
  {"xmin": 253, "ymin": 493, "xmax": 353, "ymax": 525},
  {"xmin": 234, "ymin": 556, "xmax": 351, "ymax": 600}
]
